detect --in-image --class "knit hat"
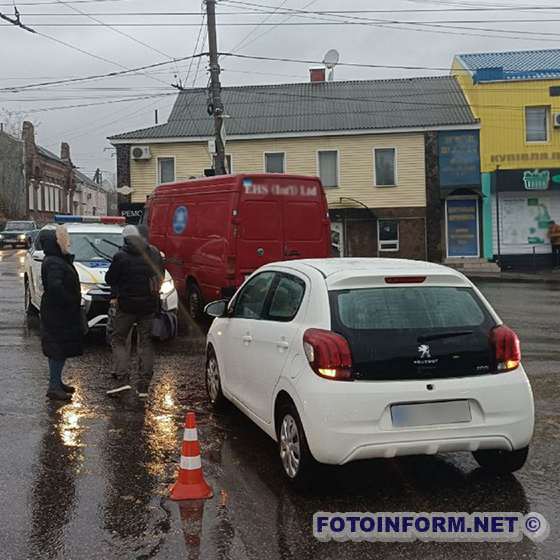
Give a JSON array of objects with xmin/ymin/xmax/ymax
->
[{"xmin": 122, "ymin": 225, "xmax": 140, "ymax": 238}]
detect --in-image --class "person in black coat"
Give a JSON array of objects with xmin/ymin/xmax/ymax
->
[
  {"xmin": 40, "ymin": 226, "xmax": 83, "ymax": 402},
  {"xmin": 105, "ymin": 225, "xmax": 164, "ymax": 397}
]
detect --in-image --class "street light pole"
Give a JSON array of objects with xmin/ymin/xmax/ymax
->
[{"xmin": 205, "ymin": 0, "xmax": 227, "ymax": 175}]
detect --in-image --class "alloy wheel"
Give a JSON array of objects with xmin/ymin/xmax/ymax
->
[
  {"xmin": 206, "ymin": 356, "xmax": 220, "ymax": 403},
  {"xmin": 279, "ymin": 414, "xmax": 301, "ymax": 478}
]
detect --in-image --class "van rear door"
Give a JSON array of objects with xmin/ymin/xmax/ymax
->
[
  {"xmin": 282, "ymin": 180, "xmax": 329, "ymax": 260},
  {"xmin": 236, "ymin": 193, "xmax": 283, "ymax": 277}
]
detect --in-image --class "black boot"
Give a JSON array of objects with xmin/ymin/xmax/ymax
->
[
  {"xmin": 47, "ymin": 386, "xmax": 72, "ymax": 402},
  {"xmin": 61, "ymin": 382, "xmax": 75, "ymax": 394}
]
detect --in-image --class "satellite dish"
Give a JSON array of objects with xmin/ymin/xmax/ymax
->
[{"xmin": 323, "ymin": 49, "xmax": 340, "ymax": 70}]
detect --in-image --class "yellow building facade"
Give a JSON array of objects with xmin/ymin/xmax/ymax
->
[{"xmin": 453, "ymin": 49, "xmax": 560, "ymax": 269}]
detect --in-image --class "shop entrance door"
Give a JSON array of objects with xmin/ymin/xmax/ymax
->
[{"xmin": 446, "ymin": 196, "xmax": 480, "ymax": 258}]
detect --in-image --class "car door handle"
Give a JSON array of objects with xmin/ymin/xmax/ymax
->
[
  {"xmin": 242, "ymin": 334, "xmax": 253, "ymax": 344},
  {"xmin": 277, "ymin": 340, "xmax": 289, "ymax": 350}
]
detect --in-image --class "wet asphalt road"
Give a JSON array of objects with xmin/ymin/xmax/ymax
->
[{"xmin": 1, "ymin": 249, "xmax": 559, "ymax": 560}]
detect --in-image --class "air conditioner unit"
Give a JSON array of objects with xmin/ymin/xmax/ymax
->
[
  {"xmin": 554, "ymin": 113, "xmax": 560, "ymax": 128},
  {"xmin": 131, "ymin": 146, "xmax": 151, "ymax": 160}
]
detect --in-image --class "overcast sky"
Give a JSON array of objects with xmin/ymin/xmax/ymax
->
[{"xmin": 2, "ymin": 0, "xmax": 560, "ymax": 184}]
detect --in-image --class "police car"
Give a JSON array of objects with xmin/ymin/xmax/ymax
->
[{"xmin": 23, "ymin": 215, "xmax": 178, "ymax": 334}]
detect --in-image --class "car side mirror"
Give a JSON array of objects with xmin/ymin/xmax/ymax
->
[
  {"xmin": 33, "ymin": 250, "xmax": 44, "ymax": 262},
  {"xmin": 204, "ymin": 299, "xmax": 228, "ymax": 318}
]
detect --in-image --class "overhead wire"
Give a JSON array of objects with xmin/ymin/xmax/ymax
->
[
  {"xmin": 0, "ymin": 53, "xmax": 206, "ymax": 92},
  {"xmin": 51, "ymin": 0, "xmax": 180, "ymax": 85}
]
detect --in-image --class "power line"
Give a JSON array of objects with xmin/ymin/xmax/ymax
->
[
  {"xmin": 220, "ymin": 52, "xmax": 465, "ymax": 73},
  {"xmin": 230, "ymin": 0, "xmax": 290, "ymax": 53},
  {"xmin": 0, "ymin": 53, "xmax": 205, "ymax": 92},
  {"xmin": 23, "ymin": 92, "xmax": 175, "ymax": 114},
  {"xmin": 220, "ymin": 0, "xmax": 560, "ymax": 42},
  {"xmin": 183, "ymin": 8, "xmax": 206, "ymax": 88},
  {"xmin": 52, "ymin": 0, "xmax": 179, "ymax": 84}
]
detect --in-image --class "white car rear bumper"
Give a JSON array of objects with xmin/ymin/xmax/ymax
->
[{"xmin": 296, "ymin": 367, "xmax": 534, "ymax": 465}]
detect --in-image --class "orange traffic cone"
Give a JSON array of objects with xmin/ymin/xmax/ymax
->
[{"xmin": 170, "ymin": 412, "xmax": 213, "ymax": 501}]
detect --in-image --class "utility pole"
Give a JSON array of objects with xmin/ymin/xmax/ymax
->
[{"xmin": 205, "ymin": 0, "xmax": 227, "ymax": 175}]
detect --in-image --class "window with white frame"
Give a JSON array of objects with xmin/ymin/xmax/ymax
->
[
  {"xmin": 318, "ymin": 150, "xmax": 339, "ymax": 187},
  {"xmin": 374, "ymin": 148, "xmax": 396, "ymax": 186},
  {"xmin": 378, "ymin": 219, "xmax": 399, "ymax": 252},
  {"xmin": 265, "ymin": 152, "xmax": 285, "ymax": 173},
  {"xmin": 158, "ymin": 157, "xmax": 175, "ymax": 184},
  {"xmin": 525, "ymin": 106, "xmax": 549, "ymax": 142}
]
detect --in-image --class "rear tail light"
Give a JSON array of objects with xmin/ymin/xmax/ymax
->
[
  {"xmin": 303, "ymin": 328, "xmax": 353, "ymax": 381},
  {"xmin": 490, "ymin": 325, "xmax": 521, "ymax": 372},
  {"xmin": 226, "ymin": 255, "xmax": 236, "ymax": 279}
]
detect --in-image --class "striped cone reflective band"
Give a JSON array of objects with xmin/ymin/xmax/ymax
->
[{"xmin": 170, "ymin": 412, "xmax": 213, "ymax": 501}]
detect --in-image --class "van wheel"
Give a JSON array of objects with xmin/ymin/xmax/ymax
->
[
  {"xmin": 187, "ymin": 283, "xmax": 204, "ymax": 320},
  {"xmin": 472, "ymin": 446, "xmax": 529, "ymax": 474},
  {"xmin": 277, "ymin": 402, "xmax": 316, "ymax": 487},
  {"xmin": 205, "ymin": 349, "xmax": 228, "ymax": 410},
  {"xmin": 24, "ymin": 280, "xmax": 37, "ymax": 316}
]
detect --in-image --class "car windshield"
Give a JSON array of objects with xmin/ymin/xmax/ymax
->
[
  {"xmin": 5, "ymin": 222, "xmax": 33, "ymax": 231},
  {"xmin": 69, "ymin": 232, "xmax": 123, "ymax": 262}
]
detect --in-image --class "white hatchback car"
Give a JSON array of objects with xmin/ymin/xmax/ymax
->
[{"xmin": 205, "ymin": 258, "xmax": 535, "ymax": 485}]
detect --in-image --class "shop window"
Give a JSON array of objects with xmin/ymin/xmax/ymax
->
[
  {"xmin": 158, "ymin": 157, "xmax": 175, "ymax": 184},
  {"xmin": 378, "ymin": 220, "xmax": 399, "ymax": 252},
  {"xmin": 374, "ymin": 148, "xmax": 397, "ymax": 186},
  {"xmin": 525, "ymin": 106, "xmax": 549, "ymax": 142},
  {"xmin": 264, "ymin": 152, "xmax": 285, "ymax": 174},
  {"xmin": 318, "ymin": 150, "xmax": 339, "ymax": 187}
]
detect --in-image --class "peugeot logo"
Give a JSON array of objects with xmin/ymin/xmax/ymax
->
[{"xmin": 418, "ymin": 344, "xmax": 431, "ymax": 359}]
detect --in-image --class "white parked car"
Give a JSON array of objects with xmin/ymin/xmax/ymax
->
[
  {"xmin": 24, "ymin": 217, "xmax": 178, "ymax": 334},
  {"xmin": 205, "ymin": 258, "xmax": 534, "ymax": 485}
]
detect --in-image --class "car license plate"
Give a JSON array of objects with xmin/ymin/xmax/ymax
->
[{"xmin": 391, "ymin": 400, "xmax": 471, "ymax": 428}]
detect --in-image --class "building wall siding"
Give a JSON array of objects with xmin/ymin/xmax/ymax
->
[
  {"xmin": 453, "ymin": 59, "xmax": 560, "ymax": 173},
  {"xmin": 129, "ymin": 133, "xmax": 427, "ymax": 208}
]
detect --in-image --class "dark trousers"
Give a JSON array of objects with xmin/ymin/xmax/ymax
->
[
  {"xmin": 553, "ymin": 245, "xmax": 560, "ymax": 268},
  {"xmin": 48, "ymin": 358, "xmax": 66, "ymax": 389},
  {"xmin": 112, "ymin": 308, "xmax": 155, "ymax": 385}
]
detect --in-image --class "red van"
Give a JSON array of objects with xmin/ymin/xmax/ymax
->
[{"xmin": 145, "ymin": 174, "xmax": 331, "ymax": 318}]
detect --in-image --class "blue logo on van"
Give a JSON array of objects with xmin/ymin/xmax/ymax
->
[
  {"xmin": 242, "ymin": 178, "xmax": 253, "ymax": 189},
  {"xmin": 173, "ymin": 206, "xmax": 188, "ymax": 234}
]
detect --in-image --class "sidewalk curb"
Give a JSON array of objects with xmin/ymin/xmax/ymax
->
[{"xmin": 466, "ymin": 272, "xmax": 560, "ymax": 284}]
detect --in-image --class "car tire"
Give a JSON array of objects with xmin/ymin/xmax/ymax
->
[
  {"xmin": 24, "ymin": 280, "xmax": 38, "ymax": 316},
  {"xmin": 276, "ymin": 402, "xmax": 316, "ymax": 487},
  {"xmin": 472, "ymin": 446, "xmax": 529, "ymax": 474},
  {"xmin": 187, "ymin": 282, "xmax": 204, "ymax": 321},
  {"xmin": 205, "ymin": 349, "xmax": 228, "ymax": 410}
]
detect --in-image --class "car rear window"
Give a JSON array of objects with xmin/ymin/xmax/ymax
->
[
  {"xmin": 335, "ymin": 286, "xmax": 487, "ymax": 330},
  {"xmin": 329, "ymin": 286, "xmax": 497, "ymax": 381}
]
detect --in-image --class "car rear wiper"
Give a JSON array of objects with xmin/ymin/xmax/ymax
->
[
  {"xmin": 418, "ymin": 331, "xmax": 473, "ymax": 343},
  {"xmin": 85, "ymin": 238, "xmax": 113, "ymax": 261},
  {"xmin": 100, "ymin": 238, "xmax": 121, "ymax": 250}
]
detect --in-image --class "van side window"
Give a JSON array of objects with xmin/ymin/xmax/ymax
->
[
  {"xmin": 232, "ymin": 272, "xmax": 276, "ymax": 319},
  {"xmin": 266, "ymin": 274, "xmax": 305, "ymax": 322}
]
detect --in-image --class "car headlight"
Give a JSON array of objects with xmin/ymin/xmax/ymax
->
[
  {"xmin": 0, "ymin": 234, "xmax": 3, "ymax": 240},
  {"xmin": 160, "ymin": 279, "xmax": 175, "ymax": 295},
  {"xmin": 80, "ymin": 282, "xmax": 97, "ymax": 296},
  {"xmin": 18, "ymin": 234, "xmax": 27, "ymax": 241}
]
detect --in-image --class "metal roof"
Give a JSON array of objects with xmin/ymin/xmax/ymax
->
[
  {"xmin": 109, "ymin": 76, "xmax": 477, "ymax": 142},
  {"xmin": 456, "ymin": 48, "xmax": 560, "ymax": 82}
]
